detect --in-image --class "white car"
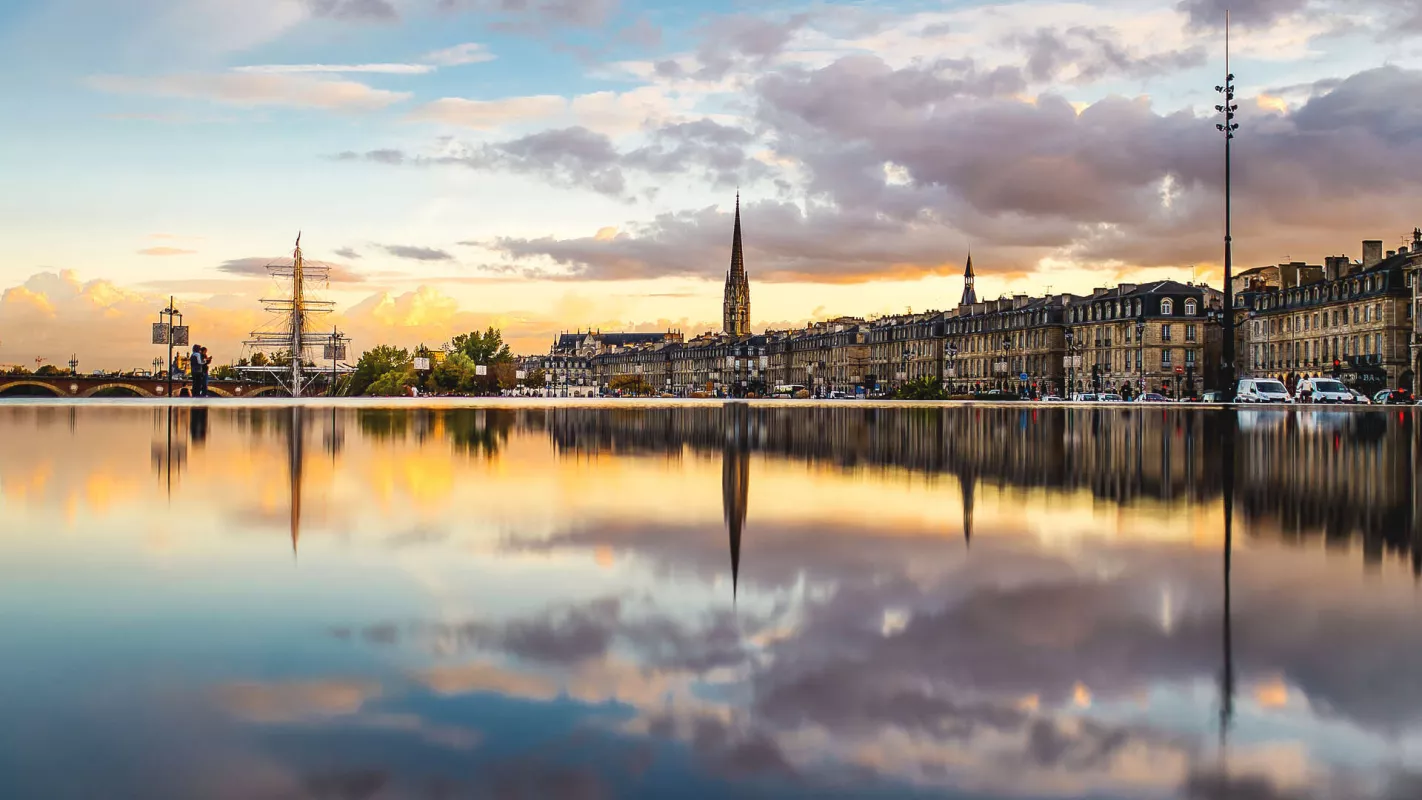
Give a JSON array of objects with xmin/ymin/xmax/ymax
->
[
  {"xmin": 1098, "ymin": 393, "xmax": 1125, "ymax": 402},
  {"xmin": 1040, "ymin": 395, "xmax": 1065, "ymax": 402},
  {"xmin": 1235, "ymin": 379, "xmax": 1292, "ymax": 403},
  {"xmin": 1296, "ymin": 377, "xmax": 1354, "ymax": 404}
]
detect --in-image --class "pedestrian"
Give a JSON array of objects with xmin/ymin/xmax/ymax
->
[
  {"xmin": 189, "ymin": 344, "xmax": 206, "ymax": 398},
  {"xmin": 199, "ymin": 346, "xmax": 212, "ymax": 397}
]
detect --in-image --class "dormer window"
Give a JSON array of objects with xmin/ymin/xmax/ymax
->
[
  {"xmin": 1161, "ymin": 299, "xmax": 1174, "ymax": 315},
  {"xmin": 1184, "ymin": 299, "xmax": 1197, "ymax": 316}
]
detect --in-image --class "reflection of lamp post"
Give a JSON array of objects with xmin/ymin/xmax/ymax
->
[{"xmin": 1136, "ymin": 316, "xmax": 1147, "ymax": 396}]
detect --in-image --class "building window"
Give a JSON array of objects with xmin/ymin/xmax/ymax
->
[
  {"xmin": 1161, "ymin": 299, "xmax": 1174, "ymax": 315},
  {"xmin": 1162, "ymin": 324, "xmax": 1173, "ymax": 342},
  {"xmin": 1353, "ymin": 307, "xmax": 1360, "ymax": 324},
  {"xmin": 1186, "ymin": 324, "xmax": 1197, "ymax": 342},
  {"xmin": 1186, "ymin": 349, "xmax": 1196, "ymax": 365},
  {"xmin": 1161, "ymin": 349, "xmax": 1173, "ymax": 366},
  {"xmin": 1184, "ymin": 299, "xmax": 1197, "ymax": 316}
]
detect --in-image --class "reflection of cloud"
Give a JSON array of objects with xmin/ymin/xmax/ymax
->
[
  {"xmin": 217, "ymin": 679, "xmax": 379, "ymax": 722},
  {"xmin": 416, "ymin": 661, "xmax": 560, "ymax": 700}
]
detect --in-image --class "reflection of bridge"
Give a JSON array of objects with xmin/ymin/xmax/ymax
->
[{"xmin": 0, "ymin": 375, "xmax": 279, "ymax": 398}]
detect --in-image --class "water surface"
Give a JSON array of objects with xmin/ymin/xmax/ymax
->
[{"xmin": 2, "ymin": 402, "xmax": 1421, "ymax": 799}]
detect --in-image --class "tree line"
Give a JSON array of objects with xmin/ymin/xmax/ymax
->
[{"xmin": 346, "ymin": 327, "xmax": 544, "ymax": 396}]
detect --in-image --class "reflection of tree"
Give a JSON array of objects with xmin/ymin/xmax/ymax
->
[
  {"xmin": 445, "ymin": 410, "xmax": 513, "ymax": 459},
  {"xmin": 356, "ymin": 409, "xmax": 410, "ymax": 442}
]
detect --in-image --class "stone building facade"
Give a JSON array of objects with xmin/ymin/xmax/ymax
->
[
  {"xmin": 1242, "ymin": 235, "xmax": 1422, "ymax": 393},
  {"xmin": 1066, "ymin": 281, "xmax": 1225, "ymax": 397}
]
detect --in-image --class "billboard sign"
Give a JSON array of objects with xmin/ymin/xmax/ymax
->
[
  {"xmin": 151, "ymin": 323, "xmax": 170, "ymax": 345},
  {"xmin": 413, "ymin": 357, "xmax": 431, "ymax": 371},
  {"xmin": 171, "ymin": 326, "xmax": 190, "ymax": 347},
  {"xmin": 475, "ymin": 365, "xmax": 488, "ymax": 376}
]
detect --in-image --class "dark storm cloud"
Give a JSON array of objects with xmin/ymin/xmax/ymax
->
[
  {"xmin": 379, "ymin": 244, "xmax": 454, "ymax": 261},
  {"xmin": 306, "ymin": 0, "xmax": 398, "ymax": 22},
  {"xmin": 216, "ymin": 256, "xmax": 364, "ymax": 282}
]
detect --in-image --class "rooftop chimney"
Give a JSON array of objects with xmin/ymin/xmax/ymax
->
[
  {"xmin": 1362, "ymin": 240, "xmax": 1383, "ymax": 268},
  {"xmin": 1324, "ymin": 255, "xmax": 1348, "ymax": 281}
]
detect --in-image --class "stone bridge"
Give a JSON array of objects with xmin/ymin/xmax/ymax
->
[{"xmin": 0, "ymin": 375, "xmax": 282, "ymax": 398}]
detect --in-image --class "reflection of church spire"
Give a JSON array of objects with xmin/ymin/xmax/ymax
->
[
  {"xmin": 956, "ymin": 460, "xmax": 977, "ymax": 546},
  {"xmin": 288, "ymin": 406, "xmax": 305, "ymax": 559},
  {"xmin": 723, "ymin": 404, "xmax": 751, "ymax": 599}
]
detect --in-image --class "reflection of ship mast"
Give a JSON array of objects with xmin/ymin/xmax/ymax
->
[
  {"xmin": 960, "ymin": 470, "xmax": 976, "ymax": 546},
  {"xmin": 723, "ymin": 404, "xmax": 751, "ymax": 599},
  {"xmin": 288, "ymin": 406, "xmax": 304, "ymax": 559}
]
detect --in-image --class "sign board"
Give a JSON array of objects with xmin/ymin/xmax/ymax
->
[
  {"xmin": 475, "ymin": 364, "xmax": 488, "ymax": 376},
  {"xmin": 515, "ymin": 370, "xmax": 526, "ymax": 380},
  {"xmin": 171, "ymin": 326, "xmax": 190, "ymax": 347},
  {"xmin": 323, "ymin": 344, "xmax": 348, "ymax": 360},
  {"xmin": 1019, "ymin": 372, "xmax": 1029, "ymax": 381},
  {"xmin": 1174, "ymin": 366, "xmax": 1184, "ymax": 374},
  {"xmin": 725, "ymin": 356, "xmax": 736, "ymax": 368},
  {"xmin": 413, "ymin": 357, "xmax": 431, "ymax": 371},
  {"xmin": 759, "ymin": 356, "xmax": 769, "ymax": 369},
  {"xmin": 151, "ymin": 323, "xmax": 170, "ymax": 345}
]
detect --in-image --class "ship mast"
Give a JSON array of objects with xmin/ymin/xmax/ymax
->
[{"xmin": 291, "ymin": 232, "xmax": 305, "ymax": 397}]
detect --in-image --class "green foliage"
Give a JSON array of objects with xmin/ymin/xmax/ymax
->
[
  {"xmin": 448, "ymin": 327, "xmax": 513, "ymax": 365},
  {"xmin": 210, "ymin": 364, "xmax": 238, "ymax": 381},
  {"xmin": 248, "ymin": 352, "xmax": 269, "ymax": 368},
  {"xmin": 350, "ymin": 345, "xmax": 411, "ymax": 396},
  {"xmin": 4, "ymin": 365, "xmax": 32, "ymax": 376},
  {"xmin": 430, "ymin": 352, "xmax": 477, "ymax": 393},
  {"xmin": 525, "ymin": 368, "xmax": 546, "ymax": 389},
  {"xmin": 368, "ymin": 364, "xmax": 416, "ymax": 396},
  {"xmin": 35, "ymin": 365, "xmax": 65, "ymax": 376},
  {"xmin": 892, "ymin": 376, "xmax": 948, "ymax": 401}
]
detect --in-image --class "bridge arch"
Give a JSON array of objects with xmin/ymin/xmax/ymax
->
[
  {"xmin": 237, "ymin": 385, "xmax": 281, "ymax": 397},
  {"xmin": 79, "ymin": 383, "xmax": 154, "ymax": 398},
  {"xmin": 0, "ymin": 380, "xmax": 67, "ymax": 397}
]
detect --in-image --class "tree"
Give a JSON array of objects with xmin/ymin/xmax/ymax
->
[
  {"xmin": 368, "ymin": 364, "xmax": 416, "ymax": 396},
  {"xmin": 249, "ymin": 352, "xmax": 269, "ymax": 368},
  {"xmin": 35, "ymin": 365, "xmax": 65, "ymax": 376},
  {"xmin": 448, "ymin": 327, "xmax": 513, "ymax": 366},
  {"xmin": 609, "ymin": 374, "xmax": 653, "ymax": 396},
  {"xmin": 350, "ymin": 345, "xmax": 411, "ymax": 396},
  {"xmin": 210, "ymin": 364, "xmax": 238, "ymax": 381},
  {"xmin": 430, "ymin": 352, "xmax": 476, "ymax": 393},
  {"xmin": 892, "ymin": 376, "xmax": 948, "ymax": 401},
  {"xmin": 525, "ymin": 368, "xmax": 546, "ymax": 390}
]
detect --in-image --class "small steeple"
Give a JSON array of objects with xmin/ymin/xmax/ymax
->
[{"xmin": 960, "ymin": 251, "xmax": 978, "ymax": 307}]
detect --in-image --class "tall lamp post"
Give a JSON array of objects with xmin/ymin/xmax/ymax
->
[
  {"xmin": 1136, "ymin": 316, "xmax": 1147, "ymax": 396},
  {"xmin": 946, "ymin": 343, "xmax": 958, "ymax": 394},
  {"xmin": 154, "ymin": 297, "xmax": 184, "ymax": 398},
  {"xmin": 1215, "ymin": 15, "xmax": 1240, "ymax": 396}
]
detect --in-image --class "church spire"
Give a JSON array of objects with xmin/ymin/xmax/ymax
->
[
  {"xmin": 723, "ymin": 193, "xmax": 750, "ymax": 336},
  {"xmin": 959, "ymin": 251, "xmax": 977, "ymax": 307}
]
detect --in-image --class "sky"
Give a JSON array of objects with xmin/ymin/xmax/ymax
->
[{"xmin": 2, "ymin": 0, "xmax": 1421, "ymax": 368}]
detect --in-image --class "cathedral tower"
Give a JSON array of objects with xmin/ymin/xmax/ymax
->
[{"xmin": 722, "ymin": 194, "xmax": 751, "ymax": 337}]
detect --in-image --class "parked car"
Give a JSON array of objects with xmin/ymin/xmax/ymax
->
[
  {"xmin": 1040, "ymin": 395, "xmax": 1064, "ymax": 402},
  {"xmin": 1098, "ymin": 393, "xmax": 1124, "ymax": 402},
  {"xmin": 1349, "ymin": 388, "xmax": 1372, "ymax": 404},
  {"xmin": 1201, "ymin": 391, "xmax": 1228, "ymax": 403},
  {"xmin": 1134, "ymin": 393, "xmax": 1169, "ymax": 403},
  {"xmin": 1236, "ymin": 379, "xmax": 1292, "ymax": 403},
  {"xmin": 1296, "ymin": 377, "xmax": 1355, "ymax": 404},
  {"xmin": 1070, "ymin": 393, "xmax": 1098, "ymax": 402},
  {"xmin": 1375, "ymin": 388, "xmax": 1415, "ymax": 405}
]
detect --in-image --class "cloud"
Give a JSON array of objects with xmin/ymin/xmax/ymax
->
[
  {"xmin": 305, "ymin": 0, "xmax": 398, "ymax": 22},
  {"xmin": 421, "ymin": 42, "xmax": 497, "ymax": 66},
  {"xmin": 406, "ymin": 95, "xmax": 568, "ymax": 129},
  {"xmin": 217, "ymin": 679, "xmax": 380, "ymax": 723},
  {"xmin": 138, "ymin": 246, "xmax": 197, "ymax": 256},
  {"xmin": 1177, "ymin": 0, "xmax": 1309, "ymax": 30},
  {"xmin": 333, "ymin": 247, "xmax": 362, "ymax": 260},
  {"xmin": 380, "ymin": 244, "xmax": 454, "ymax": 261},
  {"xmin": 1011, "ymin": 25, "xmax": 1207, "ymax": 83},
  {"xmin": 231, "ymin": 63, "xmax": 434, "ymax": 74},
  {"xmin": 89, "ymin": 72, "xmax": 410, "ymax": 111},
  {"xmin": 217, "ymin": 256, "xmax": 365, "ymax": 281},
  {"xmin": 436, "ymin": 0, "xmax": 621, "ymax": 30}
]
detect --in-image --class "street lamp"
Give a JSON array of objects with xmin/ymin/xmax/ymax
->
[
  {"xmin": 1136, "ymin": 315, "xmax": 1147, "ymax": 397},
  {"xmin": 1215, "ymin": 16, "xmax": 1240, "ymax": 396},
  {"xmin": 946, "ymin": 343, "xmax": 959, "ymax": 394}
]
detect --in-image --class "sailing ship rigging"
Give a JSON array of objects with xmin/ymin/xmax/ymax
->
[{"xmin": 239, "ymin": 233, "xmax": 352, "ymax": 397}]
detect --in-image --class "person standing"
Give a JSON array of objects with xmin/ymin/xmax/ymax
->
[
  {"xmin": 189, "ymin": 344, "xmax": 206, "ymax": 398},
  {"xmin": 199, "ymin": 346, "xmax": 212, "ymax": 397}
]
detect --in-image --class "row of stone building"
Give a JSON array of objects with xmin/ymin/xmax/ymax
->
[{"xmin": 523, "ymin": 199, "xmax": 1422, "ymax": 397}]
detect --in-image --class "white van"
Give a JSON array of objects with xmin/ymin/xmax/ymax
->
[
  {"xmin": 1236, "ymin": 378, "xmax": 1292, "ymax": 403},
  {"xmin": 1295, "ymin": 377, "xmax": 1354, "ymax": 404}
]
